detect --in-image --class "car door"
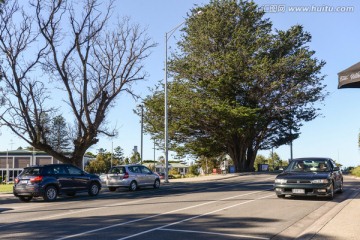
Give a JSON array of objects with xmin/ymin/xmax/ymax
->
[
  {"xmin": 52, "ymin": 165, "xmax": 72, "ymax": 191},
  {"xmin": 129, "ymin": 166, "xmax": 144, "ymax": 186},
  {"xmin": 65, "ymin": 165, "xmax": 89, "ymax": 191},
  {"xmin": 140, "ymin": 166, "xmax": 155, "ymax": 185}
]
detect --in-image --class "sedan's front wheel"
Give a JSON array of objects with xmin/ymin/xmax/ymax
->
[
  {"xmin": 88, "ymin": 182, "xmax": 100, "ymax": 196},
  {"xmin": 338, "ymin": 180, "xmax": 344, "ymax": 193},
  {"xmin": 328, "ymin": 182, "xmax": 334, "ymax": 200},
  {"xmin": 153, "ymin": 179, "xmax": 160, "ymax": 189},
  {"xmin": 129, "ymin": 181, "xmax": 137, "ymax": 191}
]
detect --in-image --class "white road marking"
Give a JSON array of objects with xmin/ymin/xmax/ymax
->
[
  {"xmin": 160, "ymin": 228, "xmax": 270, "ymax": 240},
  {"xmin": 56, "ymin": 190, "xmax": 273, "ymax": 240},
  {"xmin": 0, "ymin": 175, "xmax": 274, "ymax": 228},
  {"xmin": 117, "ymin": 193, "xmax": 274, "ymax": 240}
]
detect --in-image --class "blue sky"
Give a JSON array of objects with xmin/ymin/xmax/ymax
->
[{"xmin": 2, "ymin": 0, "xmax": 360, "ymax": 168}]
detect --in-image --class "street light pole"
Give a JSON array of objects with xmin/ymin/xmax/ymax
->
[
  {"xmin": 164, "ymin": 11, "xmax": 203, "ymax": 183},
  {"xmin": 140, "ymin": 105, "xmax": 144, "ymax": 164}
]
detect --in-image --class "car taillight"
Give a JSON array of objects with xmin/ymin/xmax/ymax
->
[
  {"xmin": 15, "ymin": 178, "xmax": 20, "ymax": 184},
  {"xmin": 123, "ymin": 172, "xmax": 129, "ymax": 179},
  {"xmin": 30, "ymin": 176, "xmax": 43, "ymax": 183}
]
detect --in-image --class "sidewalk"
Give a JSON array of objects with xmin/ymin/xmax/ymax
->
[{"xmin": 305, "ymin": 186, "xmax": 360, "ymax": 240}]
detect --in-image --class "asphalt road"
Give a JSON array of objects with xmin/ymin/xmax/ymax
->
[{"xmin": 1, "ymin": 174, "xmax": 359, "ymax": 240}]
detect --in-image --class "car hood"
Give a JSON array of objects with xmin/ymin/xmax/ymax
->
[{"xmin": 276, "ymin": 171, "xmax": 330, "ymax": 180}]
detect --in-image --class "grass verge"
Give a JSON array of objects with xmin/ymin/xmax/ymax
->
[{"xmin": 0, "ymin": 184, "xmax": 13, "ymax": 193}]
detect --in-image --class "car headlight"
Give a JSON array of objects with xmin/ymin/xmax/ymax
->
[
  {"xmin": 311, "ymin": 179, "xmax": 329, "ymax": 184},
  {"xmin": 275, "ymin": 179, "xmax": 287, "ymax": 184}
]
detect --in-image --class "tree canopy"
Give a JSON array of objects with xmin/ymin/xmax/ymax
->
[
  {"xmin": 141, "ymin": 0, "xmax": 326, "ymax": 171},
  {"xmin": 0, "ymin": 0, "xmax": 156, "ymax": 167}
]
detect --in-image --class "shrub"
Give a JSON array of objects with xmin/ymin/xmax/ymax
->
[{"xmin": 351, "ymin": 166, "xmax": 360, "ymax": 177}]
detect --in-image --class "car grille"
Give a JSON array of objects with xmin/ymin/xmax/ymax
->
[{"xmin": 286, "ymin": 180, "xmax": 311, "ymax": 184}]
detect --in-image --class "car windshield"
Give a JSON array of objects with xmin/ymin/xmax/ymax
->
[
  {"xmin": 108, "ymin": 167, "xmax": 125, "ymax": 174},
  {"xmin": 287, "ymin": 159, "xmax": 330, "ymax": 172}
]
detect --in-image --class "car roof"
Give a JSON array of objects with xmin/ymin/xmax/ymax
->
[
  {"xmin": 111, "ymin": 164, "xmax": 143, "ymax": 167},
  {"xmin": 292, "ymin": 157, "xmax": 332, "ymax": 161},
  {"xmin": 26, "ymin": 164, "xmax": 75, "ymax": 168}
]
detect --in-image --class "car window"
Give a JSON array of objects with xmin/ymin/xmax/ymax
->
[
  {"xmin": 22, "ymin": 167, "xmax": 42, "ymax": 176},
  {"xmin": 67, "ymin": 166, "xmax": 83, "ymax": 175},
  {"xmin": 109, "ymin": 167, "xmax": 125, "ymax": 174},
  {"xmin": 140, "ymin": 166, "xmax": 152, "ymax": 174},
  {"xmin": 288, "ymin": 159, "xmax": 330, "ymax": 172},
  {"xmin": 53, "ymin": 166, "xmax": 68, "ymax": 175},
  {"xmin": 128, "ymin": 166, "xmax": 141, "ymax": 173},
  {"xmin": 43, "ymin": 167, "xmax": 55, "ymax": 175}
]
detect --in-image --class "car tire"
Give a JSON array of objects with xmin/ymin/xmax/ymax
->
[
  {"xmin": 18, "ymin": 196, "xmax": 33, "ymax": 202},
  {"xmin": 129, "ymin": 181, "xmax": 137, "ymax": 191},
  {"xmin": 88, "ymin": 182, "xmax": 100, "ymax": 196},
  {"xmin": 338, "ymin": 180, "xmax": 344, "ymax": 193},
  {"xmin": 108, "ymin": 187, "xmax": 117, "ymax": 192},
  {"xmin": 328, "ymin": 182, "xmax": 334, "ymax": 200},
  {"xmin": 153, "ymin": 179, "xmax": 160, "ymax": 189},
  {"xmin": 43, "ymin": 186, "xmax": 58, "ymax": 202}
]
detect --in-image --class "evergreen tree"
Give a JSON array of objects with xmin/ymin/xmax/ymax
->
[
  {"xmin": 48, "ymin": 115, "xmax": 71, "ymax": 153},
  {"xmin": 142, "ymin": 0, "xmax": 326, "ymax": 172}
]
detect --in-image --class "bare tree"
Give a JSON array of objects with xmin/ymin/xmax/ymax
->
[{"xmin": 0, "ymin": 0, "xmax": 156, "ymax": 167}]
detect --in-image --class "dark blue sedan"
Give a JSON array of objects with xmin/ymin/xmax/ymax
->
[{"xmin": 274, "ymin": 158, "xmax": 343, "ymax": 199}]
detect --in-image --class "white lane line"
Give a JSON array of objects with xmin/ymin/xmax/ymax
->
[
  {"xmin": 118, "ymin": 193, "xmax": 274, "ymax": 240},
  {"xmin": 0, "ymin": 176, "xmax": 271, "ymax": 228},
  {"xmin": 56, "ymin": 190, "xmax": 273, "ymax": 240},
  {"xmin": 160, "ymin": 228, "xmax": 270, "ymax": 240},
  {"xmin": 1, "ymin": 175, "xmax": 274, "ymax": 228}
]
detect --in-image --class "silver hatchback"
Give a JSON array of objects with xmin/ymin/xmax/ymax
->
[{"xmin": 105, "ymin": 164, "xmax": 160, "ymax": 192}]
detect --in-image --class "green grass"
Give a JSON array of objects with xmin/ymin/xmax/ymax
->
[{"xmin": 0, "ymin": 184, "xmax": 13, "ymax": 193}]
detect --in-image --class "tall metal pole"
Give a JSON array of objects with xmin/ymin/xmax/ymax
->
[
  {"xmin": 153, "ymin": 139, "xmax": 156, "ymax": 171},
  {"xmin": 111, "ymin": 141, "xmax": 113, "ymax": 168},
  {"xmin": 164, "ymin": 11, "xmax": 202, "ymax": 183},
  {"xmin": 164, "ymin": 32, "xmax": 169, "ymax": 183},
  {"xmin": 6, "ymin": 149, "xmax": 9, "ymax": 183},
  {"xmin": 290, "ymin": 128, "xmax": 293, "ymax": 160},
  {"xmin": 140, "ymin": 105, "xmax": 144, "ymax": 164}
]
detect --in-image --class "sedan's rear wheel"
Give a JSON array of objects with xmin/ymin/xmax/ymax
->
[
  {"xmin": 129, "ymin": 181, "xmax": 137, "ymax": 191},
  {"xmin": 43, "ymin": 186, "xmax": 57, "ymax": 202},
  {"xmin": 18, "ymin": 196, "xmax": 33, "ymax": 202}
]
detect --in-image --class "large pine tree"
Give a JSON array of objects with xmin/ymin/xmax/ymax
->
[{"xmin": 142, "ymin": 0, "xmax": 326, "ymax": 171}]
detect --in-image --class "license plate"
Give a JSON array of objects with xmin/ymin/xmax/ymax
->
[
  {"xmin": 292, "ymin": 189, "xmax": 305, "ymax": 194},
  {"xmin": 20, "ymin": 180, "xmax": 29, "ymax": 184}
]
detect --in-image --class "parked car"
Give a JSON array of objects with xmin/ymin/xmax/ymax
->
[
  {"xmin": 105, "ymin": 164, "xmax": 160, "ymax": 192},
  {"xmin": 13, "ymin": 164, "xmax": 102, "ymax": 202},
  {"xmin": 274, "ymin": 157, "xmax": 343, "ymax": 199},
  {"xmin": 156, "ymin": 172, "xmax": 165, "ymax": 179}
]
